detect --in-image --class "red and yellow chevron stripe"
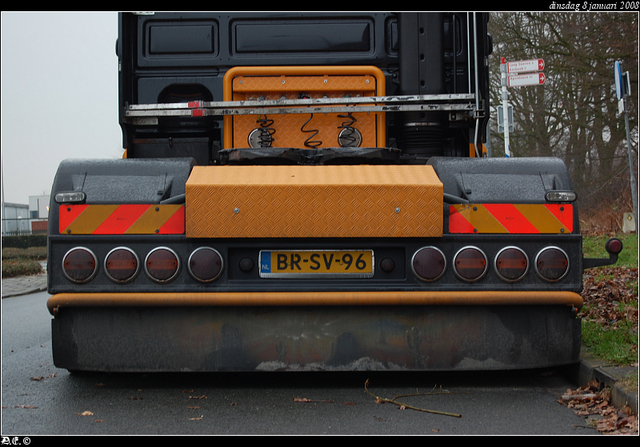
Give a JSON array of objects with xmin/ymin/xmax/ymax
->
[
  {"xmin": 59, "ymin": 204, "xmax": 184, "ymax": 235},
  {"xmin": 449, "ymin": 203, "xmax": 573, "ymax": 234}
]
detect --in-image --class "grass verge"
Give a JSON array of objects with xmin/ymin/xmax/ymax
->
[{"xmin": 581, "ymin": 233, "xmax": 638, "ymax": 367}]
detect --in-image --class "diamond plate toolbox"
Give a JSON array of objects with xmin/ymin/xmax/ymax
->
[{"xmin": 185, "ymin": 165, "xmax": 443, "ymax": 238}]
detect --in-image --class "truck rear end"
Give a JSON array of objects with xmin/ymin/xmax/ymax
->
[{"xmin": 46, "ymin": 12, "xmax": 621, "ymax": 372}]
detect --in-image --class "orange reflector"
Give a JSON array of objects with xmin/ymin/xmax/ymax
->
[
  {"xmin": 59, "ymin": 205, "xmax": 184, "ymax": 235},
  {"xmin": 449, "ymin": 204, "xmax": 573, "ymax": 234}
]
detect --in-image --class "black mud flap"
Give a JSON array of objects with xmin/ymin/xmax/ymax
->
[{"xmin": 51, "ymin": 305, "xmax": 581, "ymax": 372}]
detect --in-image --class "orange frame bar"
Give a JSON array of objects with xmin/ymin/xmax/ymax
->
[
  {"xmin": 222, "ymin": 66, "xmax": 386, "ymax": 149},
  {"xmin": 47, "ymin": 291, "xmax": 583, "ymax": 315}
]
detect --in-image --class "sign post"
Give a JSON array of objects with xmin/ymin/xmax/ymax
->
[
  {"xmin": 500, "ymin": 57, "xmax": 545, "ymax": 157},
  {"xmin": 500, "ymin": 58, "xmax": 511, "ymax": 157},
  {"xmin": 615, "ymin": 61, "xmax": 638, "ymax": 232}
]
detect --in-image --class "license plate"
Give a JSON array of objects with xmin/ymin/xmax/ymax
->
[{"xmin": 259, "ymin": 250, "xmax": 374, "ymax": 278}]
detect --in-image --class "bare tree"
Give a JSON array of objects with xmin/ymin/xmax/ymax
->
[{"xmin": 488, "ymin": 12, "xmax": 637, "ymax": 212}]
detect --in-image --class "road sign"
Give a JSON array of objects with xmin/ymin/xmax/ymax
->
[
  {"xmin": 614, "ymin": 61, "xmax": 630, "ymax": 100},
  {"xmin": 507, "ymin": 59, "xmax": 545, "ymax": 74},
  {"xmin": 615, "ymin": 61, "xmax": 624, "ymax": 99},
  {"xmin": 508, "ymin": 72, "xmax": 545, "ymax": 87}
]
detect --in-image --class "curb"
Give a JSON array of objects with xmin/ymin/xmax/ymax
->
[
  {"xmin": 569, "ymin": 348, "xmax": 638, "ymax": 415},
  {"xmin": 1, "ymin": 274, "xmax": 47, "ymax": 299},
  {"xmin": 1, "ymin": 261, "xmax": 47, "ymax": 299}
]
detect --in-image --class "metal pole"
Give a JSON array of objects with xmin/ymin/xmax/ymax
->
[
  {"xmin": 617, "ymin": 62, "xmax": 638, "ymax": 233},
  {"xmin": 501, "ymin": 57, "xmax": 511, "ymax": 157},
  {"xmin": 1, "ymin": 154, "xmax": 5, "ymax": 236},
  {"xmin": 623, "ymin": 96, "xmax": 638, "ymax": 232}
]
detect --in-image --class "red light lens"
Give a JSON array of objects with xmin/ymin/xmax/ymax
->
[
  {"xmin": 535, "ymin": 247, "xmax": 569, "ymax": 281},
  {"xmin": 105, "ymin": 247, "xmax": 139, "ymax": 283},
  {"xmin": 188, "ymin": 247, "xmax": 223, "ymax": 282},
  {"xmin": 62, "ymin": 247, "xmax": 97, "ymax": 283},
  {"xmin": 454, "ymin": 247, "xmax": 487, "ymax": 282},
  {"xmin": 145, "ymin": 247, "xmax": 180, "ymax": 283},
  {"xmin": 605, "ymin": 238, "xmax": 623, "ymax": 254},
  {"xmin": 495, "ymin": 247, "xmax": 528, "ymax": 282},
  {"xmin": 412, "ymin": 247, "xmax": 446, "ymax": 281}
]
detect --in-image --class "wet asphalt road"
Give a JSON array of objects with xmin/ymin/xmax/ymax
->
[{"xmin": 1, "ymin": 291, "xmax": 596, "ymax": 436}]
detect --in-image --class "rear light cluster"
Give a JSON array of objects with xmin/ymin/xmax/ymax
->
[
  {"xmin": 412, "ymin": 245, "xmax": 569, "ymax": 283},
  {"xmin": 62, "ymin": 246, "xmax": 223, "ymax": 284},
  {"xmin": 61, "ymin": 244, "xmax": 570, "ymax": 285}
]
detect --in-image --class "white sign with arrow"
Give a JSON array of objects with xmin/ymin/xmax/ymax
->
[
  {"xmin": 507, "ymin": 59, "xmax": 545, "ymax": 74},
  {"xmin": 508, "ymin": 72, "xmax": 546, "ymax": 87}
]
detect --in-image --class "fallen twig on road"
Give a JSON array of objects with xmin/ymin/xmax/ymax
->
[{"xmin": 364, "ymin": 379, "xmax": 462, "ymax": 418}]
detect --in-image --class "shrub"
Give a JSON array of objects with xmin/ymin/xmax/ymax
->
[
  {"xmin": 2, "ymin": 246, "xmax": 46, "ymax": 278},
  {"xmin": 2, "ymin": 246, "xmax": 47, "ymax": 261},
  {"xmin": 1, "ymin": 234, "xmax": 47, "ymax": 249},
  {"xmin": 2, "ymin": 259, "xmax": 43, "ymax": 278}
]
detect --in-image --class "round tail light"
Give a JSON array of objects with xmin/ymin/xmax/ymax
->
[
  {"xmin": 535, "ymin": 246, "xmax": 569, "ymax": 282},
  {"xmin": 105, "ymin": 247, "xmax": 139, "ymax": 283},
  {"xmin": 188, "ymin": 247, "xmax": 223, "ymax": 282},
  {"xmin": 412, "ymin": 246, "xmax": 446, "ymax": 281},
  {"xmin": 453, "ymin": 246, "xmax": 487, "ymax": 282},
  {"xmin": 605, "ymin": 238, "xmax": 623, "ymax": 254},
  {"xmin": 62, "ymin": 247, "xmax": 97, "ymax": 283},
  {"xmin": 495, "ymin": 246, "xmax": 529, "ymax": 282},
  {"xmin": 145, "ymin": 247, "xmax": 180, "ymax": 283}
]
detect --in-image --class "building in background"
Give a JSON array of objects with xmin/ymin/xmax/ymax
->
[
  {"xmin": 2, "ymin": 202, "xmax": 30, "ymax": 235},
  {"xmin": 29, "ymin": 195, "xmax": 50, "ymax": 234},
  {"xmin": 2, "ymin": 195, "xmax": 50, "ymax": 236}
]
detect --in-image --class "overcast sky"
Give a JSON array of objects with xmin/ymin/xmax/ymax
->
[{"xmin": 1, "ymin": 11, "xmax": 122, "ymax": 206}]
